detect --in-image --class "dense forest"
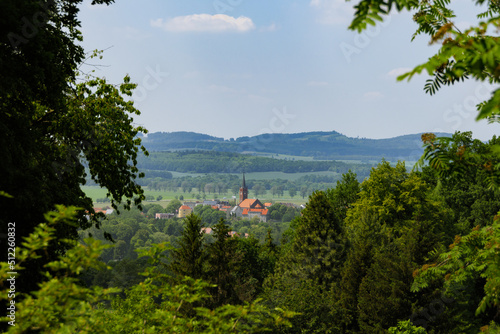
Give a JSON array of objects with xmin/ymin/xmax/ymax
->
[
  {"xmin": 84, "ymin": 132, "xmax": 500, "ymax": 333},
  {"xmin": 7, "ymin": 132, "xmax": 500, "ymax": 333},
  {"xmin": 139, "ymin": 131, "xmax": 450, "ymax": 161},
  {"xmin": 136, "ymin": 150, "xmax": 375, "ymax": 175},
  {"xmin": 3, "ymin": 0, "xmax": 500, "ymax": 333},
  {"xmin": 77, "ymin": 202, "xmax": 298, "ymax": 291}
]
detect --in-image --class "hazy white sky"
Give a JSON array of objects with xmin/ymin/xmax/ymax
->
[{"xmin": 78, "ymin": 0, "xmax": 500, "ymax": 141}]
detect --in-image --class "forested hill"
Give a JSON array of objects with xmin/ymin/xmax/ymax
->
[{"xmin": 139, "ymin": 131, "xmax": 452, "ymax": 161}]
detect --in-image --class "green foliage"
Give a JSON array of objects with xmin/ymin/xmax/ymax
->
[
  {"xmin": 205, "ymin": 219, "xmax": 240, "ymax": 307},
  {"xmin": 170, "ymin": 214, "xmax": 206, "ymax": 280},
  {"xmin": 263, "ymin": 185, "xmax": 354, "ymax": 333},
  {"xmin": 165, "ymin": 199, "xmax": 183, "ymax": 213},
  {"xmin": 292, "ymin": 191, "xmax": 347, "ymax": 288},
  {"xmin": 193, "ymin": 205, "xmax": 227, "ymax": 226},
  {"xmin": 267, "ymin": 203, "xmax": 301, "ymax": 223},
  {"xmin": 388, "ymin": 320, "xmax": 428, "ymax": 334},
  {"xmin": 327, "ymin": 170, "xmax": 360, "ymax": 221},
  {"xmin": 138, "ymin": 150, "xmax": 373, "ymax": 176},
  {"xmin": 67, "ymin": 75, "xmax": 148, "ymax": 213},
  {"xmin": 0, "ymin": 0, "xmax": 147, "ymax": 294},
  {"xmin": 0, "ymin": 206, "xmax": 119, "ymax": 333},
  {"xmin": 403, "ymin": 132, "xmax": 500, "ymax": 332},
  {"xmin": 412, "ymin": 218, "xmax": 500, "ymax": 317},
  {"xmin": 416, "ymin": 132, "xmax": 500, "ymax": 191},
  {"xmin": 1, "ymin": 206, "xmax": 295, "ymax": 332},
  {"xmin": 338, "ymin": 161, "xmax": 453, "ymax": 332},
  {"xmin": 481, "ymin": 322, "xmax": 500, "ymax": 334}
]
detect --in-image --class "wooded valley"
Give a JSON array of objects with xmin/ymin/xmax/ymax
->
[{"xmin": 3, "ymin": 0, "xmax": 500, "ymax": 333}]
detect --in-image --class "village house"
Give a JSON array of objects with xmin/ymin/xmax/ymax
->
[
  {"xmin": 231, "ymin": 174, "xmax": 269, "ymax": 222},
  {"xmin": 86, "ymin": 207, "xmax": 114, "ymax": 220},
  {"xmin": 178, "ymin": 205, "xmax": 193, "ymax": 218},
  {"xmin": 155, "ymin": 213, "xmax": 175, "ymax": 219},
  {"xmin": 201, "ymin": 227, "xmax": 213, "ymax": 234}
]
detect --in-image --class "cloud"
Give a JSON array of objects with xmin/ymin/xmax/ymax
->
[
  {"xmin": 151, "ymin": 14, "xmax": 255, "ymax": 33},
  {"xmin": 364, "ymin": 91, "xmax": 384, "ymax": 99},
  {"xmin": 307, "ymin": 81, "xmax": 329, "ymax": 87},
  {"xmin": 387, "ymin": 67, "xmax": 412, "ymax": 78},
  {"xmin": 310, "ymin": 0, "xmax": 354, "ymax": 25}
]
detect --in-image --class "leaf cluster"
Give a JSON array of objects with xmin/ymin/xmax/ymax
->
[{"xmin": 0, "ymin": 207, "xmax": 295, "ymax": 333}]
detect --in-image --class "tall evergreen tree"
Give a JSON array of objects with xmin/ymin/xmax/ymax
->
[
  {"xmin": 206, "ymin": 218, "xmax": 239, "ymax": 307},
  {"xmin": 263, "ymin": 190, "xmax": 350, "ymax": 333},
  {"xmin": 292, "ymin": 190, "xmax": 347, "ymax": 289},
  {"xmin": 170, "ymin": 214, "xmax": 205, "ymax": 280}
]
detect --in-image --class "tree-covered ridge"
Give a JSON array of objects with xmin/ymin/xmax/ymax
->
[
  {"xmin": 3, "ymin": 0, "xmax": 500, "ymax": 331},
  {"xmin": 137, "ymin": 150, "xmax": 374, "ymax": 176},
  {"xmin": 260, "ymin": 136, "xmax": 500, "ymax": 333},
  {"xmin": 4, "ymin": 133, "xmax": 500, "ymax": 332},
  {"xmin": 140, "ymin": 131, "xmax": 451, "ymax": 161}
]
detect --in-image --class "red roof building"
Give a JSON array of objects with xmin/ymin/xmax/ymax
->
[
  {"xmin": 231, "ymin": 177, "xmax": 269, "ymax": 222},
  {"xmin": 178, "ymin": 205, "xmax": 193, "ymax": 218}
]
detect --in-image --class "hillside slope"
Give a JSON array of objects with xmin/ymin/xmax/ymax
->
[{"xmin": 139, "ymin": 131, "xmax": 451, "ymax": 161}]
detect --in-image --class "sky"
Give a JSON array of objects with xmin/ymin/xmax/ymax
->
[{"xmin": 77, "ymin": 0, "xmax": 500, "ymax": 141}]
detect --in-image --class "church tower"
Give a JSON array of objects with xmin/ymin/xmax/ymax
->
[{"xmin": 239, "ymin": 173, "xmax": 248, "ymax": 203}]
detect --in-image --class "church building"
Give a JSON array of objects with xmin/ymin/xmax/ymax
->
[{"xmin": 231, "ymin": 174, "xmax": 269, "ymax": 222}]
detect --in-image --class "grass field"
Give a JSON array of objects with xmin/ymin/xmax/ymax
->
[
  {"xmin": 82, "ymin": 170, "xmax": 347, "ymax": 207},
  {"xmin": 241, "ymin": 151, "xmax": 316, "ymax": 161},
  {"xmin": 82, "ymin": 185, "xmax": 309, "ymax": 207}
]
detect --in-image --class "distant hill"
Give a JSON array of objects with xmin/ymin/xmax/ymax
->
[{"xmin": 139, "ymin": 131, "xmax": 452, "ymax": 161}]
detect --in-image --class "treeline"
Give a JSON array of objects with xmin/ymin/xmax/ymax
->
[
  {"xmin": 136, "ymin": 150, "xmax": 374, "ymax": 175},
  {"xmin": 137, "ymin": 172, "xmax": 357, "ymax": 199},
  {"xmin": 97, "ymin": 132, "xmax": 500, "ymax": 333},
  {"xmin": 140, "ymin": 131, "xmax": 438, "ymax": 161},
  {"xmin": 79, "ymin": 202, "xmax": 297, "ymax": 292},
  {"xmin": 261, "ymin": 132, "xmax": 500, "ymax": 333},
  {"xmin": 8, "ymin": 133, "xmax": 500, "ymax": 333}
]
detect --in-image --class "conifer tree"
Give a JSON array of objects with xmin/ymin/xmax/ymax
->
[
  {"xmin": 292, "ymin": 190, "xmax": 347, "ymax": 289},
  {"xmin": 206, "ymin": 218, "xmax": 238, "ymax": 307},
  {"xmin": 170, "ymin": 214, "xmax": 205, "ymax": 280},
  {"xmin": 263, "ymin": 190, "xmax": 350, "ymax": 333}
]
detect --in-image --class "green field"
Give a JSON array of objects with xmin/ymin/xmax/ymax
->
[
  {"xmin": 82, "ymin": 185, "xmax": 308, "ymax": 207},
  {"xmin": 82, "ymin": 170, "xmax": 350, "ymax": 208},
  {"xmin": 82, "ymin": 186, "xmax": 189, "ymax": 208},
  {"xmin": 241, "ymin": 151, "xmax": 317, "ymax": 161}
]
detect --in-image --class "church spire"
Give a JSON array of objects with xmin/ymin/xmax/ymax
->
[{"xmin": 239, "ymin": 173, "xmax": 248, "ymax": 203}]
